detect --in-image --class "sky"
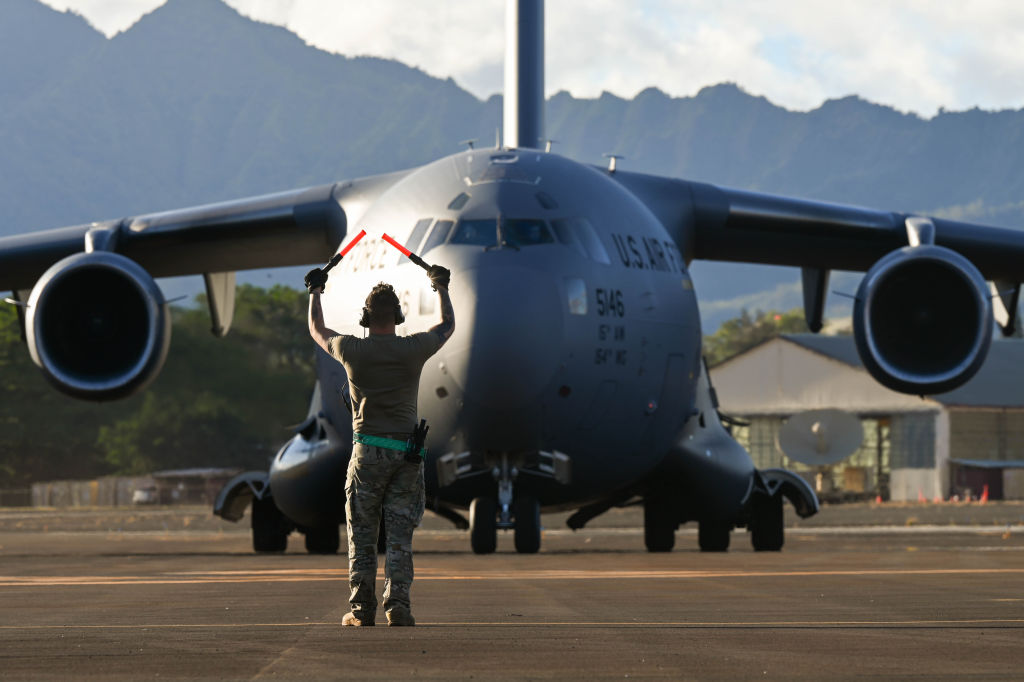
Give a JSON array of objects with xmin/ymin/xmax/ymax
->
[{"xmin": 40, "ymin": 0, "xmax": 1024, "ymax": 118}]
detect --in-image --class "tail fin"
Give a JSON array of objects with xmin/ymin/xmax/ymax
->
[{"xmin": 503, "ymin": 0, "xmax": 544, "ymax": 148}]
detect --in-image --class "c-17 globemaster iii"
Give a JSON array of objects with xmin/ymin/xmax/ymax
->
[{"xmin": 3, "ymin": 0, "xmax": 1022, "ymax": 555}]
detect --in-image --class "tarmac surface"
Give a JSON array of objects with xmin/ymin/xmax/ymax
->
[{"xmin": 1, "ymin": 503, "xmax": 1023, "ymax": 680}]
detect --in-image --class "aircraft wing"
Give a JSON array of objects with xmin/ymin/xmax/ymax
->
[
  {"xmin": 0, "ymin": 168, "xmax": 410, "ymax": 401},
  {"xmin": 0, "ymin": 169, "xmax": 410, "ymax": 292},
  {"xmin": 613, "ymin": 168, "xmax": 1024, "ymax": 395},
  {"xmin": 612, "ymin": 168, "xmax": 1024, "ymax": 281}
]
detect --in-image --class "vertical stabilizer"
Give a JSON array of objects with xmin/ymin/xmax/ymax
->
[{"xmin": 504, "ymin": 0, "xmax": 544, "ymax": 149}]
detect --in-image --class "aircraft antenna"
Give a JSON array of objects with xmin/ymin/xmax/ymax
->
[{"xmin": 603, "ymin": 153, "xmax": 624, "ymax": 173}]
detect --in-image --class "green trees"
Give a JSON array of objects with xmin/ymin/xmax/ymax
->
[
  {"xmin": 0, "ymin": 285, "xmax": 315, "ymax": 487},
  {"xmin": 702, "ymin": 308, "xmax": 809, "ymax": 367}
]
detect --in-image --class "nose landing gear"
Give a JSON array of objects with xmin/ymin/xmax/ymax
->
[{"xmin": 468, "ymin": 454, "xmax": 542, "ymax": 554}]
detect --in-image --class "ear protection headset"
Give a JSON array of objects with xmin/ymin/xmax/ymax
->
[{"xmin": 359, "ymin": 282, "xmax": 405, "ymax": 327}]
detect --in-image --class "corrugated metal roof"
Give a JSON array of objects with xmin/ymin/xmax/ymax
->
[{"xmin": 780, "ymin": 334, "xmax": 1024, "ymax": 407}]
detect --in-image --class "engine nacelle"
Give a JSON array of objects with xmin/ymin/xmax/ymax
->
[
  {"xmin": 853, "ymin": 245, "xmax": 992, "ymax": 395},
  {"xmin": 26, "ymin": 252, "xmax": 170, "ymax": 401}
]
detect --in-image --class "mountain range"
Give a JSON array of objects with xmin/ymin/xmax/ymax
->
[{"xmin": 4, "ymin": 0, "xmax": 1024, "ymax": 330}]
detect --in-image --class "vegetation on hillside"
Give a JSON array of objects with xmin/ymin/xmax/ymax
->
[
  {"xmin": 0, "ymin": 285, "xmax": 314, "ymax": 487},
  {"xmin": 702, "ymin": 308, "xmax": 809, "ymax": 367}
]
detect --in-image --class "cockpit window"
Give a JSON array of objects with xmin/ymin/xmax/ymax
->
[
  {"xmin": 398, "ymin": 218, "xmax": 433, "ymax": 264},
  {"xmin": 552, "ymin": 217, "xmax": 611, "ymax": 264},
  {"xmin": 450, "ymin": 219, "xmax": 497, "ymax": 246},
  {"xmin": 421, "ymin": 219, "xmax": 454, "ymax": 255},
  {"xmin": 505, "ymin": 219, "xmax": 554, "ymax": 247},
  {"xmin": 449, "ymin": 218, "xmax": 556, "ymax": 249},
  {"xmin": 448, "ymin": 193, "xmax": 470, "ymax": 210}
]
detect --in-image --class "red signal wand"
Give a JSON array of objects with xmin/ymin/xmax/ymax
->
[
  {"xmin": 324, "ymin": 229, "xmax": 366, "ymax": 272},
  {"xmin": 304, "ymin": 229, "xmax": 366, "ymax": 293},
  {"xmin": 382, "ymin": 233, "xmax": 431, "ymax": 271}
]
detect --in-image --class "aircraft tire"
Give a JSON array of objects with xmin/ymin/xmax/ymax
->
[
  {"xmin": 643, "ymin": 496, "xmax": 675, "ymax": 552},
  {"xmin": 698, "ymin": 520, "xmax": 731, "ymax": 552},
  {"xmin": 750, "ymin": 494, "xmax": 785, "ymax": 551},
  {"xmin": 469, "ymin": 497, "xmax": 497, "ymax": 554},
  {"xmin": 251, "ymin": 496, "xmax": 289, "ymax": 553},
  {"xmin": 304, "ymin": 524, "xmax": 340, "ymax": 554},
  {"xmin": 513, "ymin": 496, "xmax": 541, "ymax": 554}
]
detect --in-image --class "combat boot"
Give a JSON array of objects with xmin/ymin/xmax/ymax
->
[
  {"xmin": 342, "ymin": 611, "xmax": 375, "ymax": 627},
  {"xmin": 386, "ymin": 607, "xmax": 415, "ymax": 626}
]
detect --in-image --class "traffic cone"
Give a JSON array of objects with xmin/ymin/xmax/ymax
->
[
  {"xmin": 933, "ymin": 495, "xmax": 943, "ymax": 503},
  {"xmin": 980, "ymin": 484, "xmax": 989, "ymax": 504},
  {"xmin": 918, "ymin": 488, "xmax": 927, "ymax": 503},
  {"xmin": 875, "ymin": 494, "xmax": 883, "ymax": 504}
]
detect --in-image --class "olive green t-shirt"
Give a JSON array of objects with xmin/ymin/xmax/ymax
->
[{"xmin": 328, "ymin": 331, "xmax": 442, "ymax": 437}]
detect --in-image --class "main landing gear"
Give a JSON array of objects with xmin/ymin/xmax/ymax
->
[
  {"xmin": 643, "ymin": 494, "xmax": 676, "ymax": 552},
  {"xmin": 468, "ymin": 454, "xmax": 542, "ymax": 554},
  {"xmin": 251, "ymin": 496, "xmax": 291, "ymax": 553},
  {"xmin": 698, "ymin": 520, "xmax": 731, "ymax": 552},
  {"xmin": 749, "ymin": 493, "xmax": 784, "ymax": 551}
]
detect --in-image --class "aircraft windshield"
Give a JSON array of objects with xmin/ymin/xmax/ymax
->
[
  {"xmin": 449, "ymin": 218, "xmax": 555, "ymax": 248},
  {"xmin": 450, "ymin": 219, "xmax": 497, "ymax": 246},
  {"xmin": 505, "ymin": 219, "xmax": 554, "ymax": 246}
]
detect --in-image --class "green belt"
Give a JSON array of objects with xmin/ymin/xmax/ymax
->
[{"xmin": 353, "ymin": 432, "xmax": 425, "ymax": 457}]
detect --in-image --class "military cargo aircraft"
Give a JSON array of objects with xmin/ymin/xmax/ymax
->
[{"xmin": 3, "ymin": 0, "xmax": 1022, "ymax": 555}]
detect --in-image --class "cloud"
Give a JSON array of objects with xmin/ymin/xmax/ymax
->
[
  {"xmin": 42, "ymin": 0, "xmax": 1024, "ymax": 117},
  {"xmin": 41, "ymin": 0, "xmax": 165, "ymax": 34}
]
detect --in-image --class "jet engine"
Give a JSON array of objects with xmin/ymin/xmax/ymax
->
[
  {"xmin": 25, "ymin": 252, "xmax": 170, "ymax": 401},
  {"xmin": 853, "ymin": 245, "xmax": 992, "ymax": 395}
]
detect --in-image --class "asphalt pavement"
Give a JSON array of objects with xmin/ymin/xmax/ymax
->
[{"xmin": 0, "ymin": 504, "xmax": 1022, "ymax": 680}]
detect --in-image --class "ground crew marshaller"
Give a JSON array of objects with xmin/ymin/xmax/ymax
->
[{"xmin": 308, "ymin": 267, "xmax": 454, "ymax": 627}]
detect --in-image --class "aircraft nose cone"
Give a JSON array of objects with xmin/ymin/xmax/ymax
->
[{"xmin": 443, "ymin": 266, "xmax": 562, "ymax": 410}]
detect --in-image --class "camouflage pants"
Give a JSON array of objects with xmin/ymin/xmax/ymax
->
[{"xmin": 345, "ymin": 442, "xmax": 425, "ymax": 620}]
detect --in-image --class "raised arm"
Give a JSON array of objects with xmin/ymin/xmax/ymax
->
[
  {"xmin": 426, "ymin": 265, "xmax": 455, "ymax": 346},
  {"xmin": 429, "ymin": 286, "xmax": 456, "ymax": 346},
  {"xmin": 308, "ymin": 289, "xmax": 339, "ymax": 354}
]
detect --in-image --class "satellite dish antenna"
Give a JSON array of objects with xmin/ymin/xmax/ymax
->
[{"xmin": 776, "ymin": 409, "xmax": 863, "ymax": 466}]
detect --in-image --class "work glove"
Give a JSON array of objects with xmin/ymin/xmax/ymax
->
[
  {"xmin": 427, "ymin": 265, "xmax": 451, "ymax": 291},
  {"xmin": 304, "ymin": 267, "xmax": 328, "ymax": 294}
]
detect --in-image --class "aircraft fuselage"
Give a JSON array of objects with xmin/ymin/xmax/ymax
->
[{"xmin": 270, "ymin": 149, "xmax": 704, "ymax": 526}]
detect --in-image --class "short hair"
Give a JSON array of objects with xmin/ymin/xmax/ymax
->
[{"xmin": 365, "ymin": 282, "xmax": 400, "ymax": 326}]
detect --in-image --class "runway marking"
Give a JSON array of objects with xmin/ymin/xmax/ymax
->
[
  {"xmin": 2, "ymin": 567, "xmax": 1024, "ymax": 587},
  {"xmin": 0, "ymin": 619, "xmax": 1022, "ymax": 630}
]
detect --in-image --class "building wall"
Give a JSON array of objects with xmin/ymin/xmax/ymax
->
[
  {"xmin": 712, "ymin": 339, "xmax": 1024, "ymax": 502},
  {"xmin": 891, "ymin": 468, "xmax": 942, "ymax": 501},
  {"xmin": 731, "ymin": 415, "xmax": 890, "ymax": 499},
  {"xmin": 949, "ymin": 408, "xmax": 1024, "ymax": 461},
  {"xmin": 890, "ymin": 413, "xmax": 937, "ymax": 468},
  {"xmin": 1004, "ymin": 470, "xmax": 1024, "ymax": 499},
  {"xmin": 712, "ymin": 339, "xmax": 937, "ymax": 415}
]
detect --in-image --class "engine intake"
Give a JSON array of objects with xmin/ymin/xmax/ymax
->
[
  {"xmin": 853, "ymin": 245, "xmax": 991, "ymax": 395},
  {"xmin": 26, "ymin": 252, "xmax": 170, "ymax": 401}
]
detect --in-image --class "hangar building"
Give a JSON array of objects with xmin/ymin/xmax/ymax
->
[{"xmin": 709, "ymin": 335, "xmax": 1024, "ymax": 501}]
